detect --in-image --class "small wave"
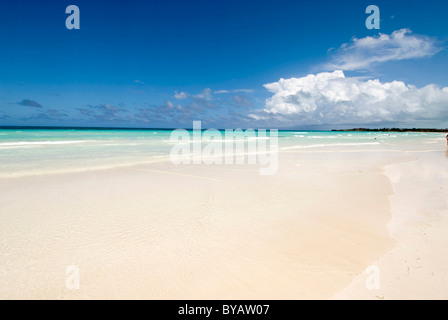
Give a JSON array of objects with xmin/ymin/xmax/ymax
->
[
  {"xmin": 100, "ymin": 143, "xmax": 143, "ymax": 146},
  {"xmin": 282, "ymin": 142, "xmax": 380, "ymax": 150},
  {"xmin": 0, "ymin": 140, "xmax": 89, "ymax": 146},
  {"xmin": 247, "ymin": 137, "xmax": 270, "ymax": 140},
  {"xmin": 307, "ymin": 136, "xmax": 338, "ymax": 139}
]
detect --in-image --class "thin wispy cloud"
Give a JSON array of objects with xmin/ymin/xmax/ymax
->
[
  {"xmin": 214, "ymin": 89, "xmax": 254, "ymax": 94},
  {"xmin": 325, "ymin": 29, "xmax": 442, "ymax": 71},
  {"xmin": 175, "ymin": 88, "xmax": 254, "ymax": 99},
  {"xmin": 135, "ymin": 101, "xmax": 193, "ymax": 125},
  {"xmin": 231, "ymin": 94, "xmax": 254, "ymax": 108},
  {"xmin": 134, "ymin": 88, "xmax": 259, "ymax": 127},
  {"xmin": 19, "ymin": 109, "xmax": 68, "ymax": 121},
  {"xmin": 174, "ymin": 88, "xmax": 218, "ymax": 109},
  {"xmin": 79, "ymin": 104, "xmax": 127, "ymax": 121}
]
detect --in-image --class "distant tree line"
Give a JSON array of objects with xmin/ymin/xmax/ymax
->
[{"xmin": 332, "ymin": 128, "xmax": 448, "ymax": 133}]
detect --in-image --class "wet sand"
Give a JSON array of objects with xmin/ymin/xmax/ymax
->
[{"xmin": 0, "ymin": 142, "xmax": 447, "ymax": 299}]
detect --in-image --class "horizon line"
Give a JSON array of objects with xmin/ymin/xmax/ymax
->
[{"xmin": 1, "ymin": 125, "xmax": 447, "ymax": 132}]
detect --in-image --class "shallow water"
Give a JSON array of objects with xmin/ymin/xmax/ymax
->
[{"xmin": 0, "ymin": 128, "xmax": 445, "ymax": 178}]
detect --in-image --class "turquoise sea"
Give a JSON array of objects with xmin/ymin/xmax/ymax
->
[{"xmin": 0, "ymin": 127, "xmax": 445, "ymax": 178}]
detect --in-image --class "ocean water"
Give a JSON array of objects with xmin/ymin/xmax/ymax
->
[{"xmin": 0, "ymin": 128, "xmax": 446, "ymax": 178}]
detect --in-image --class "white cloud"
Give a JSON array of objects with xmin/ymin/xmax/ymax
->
[
  {"xmin": 174, "ymin": 91, "xmax": 188, "ymax": 100},
  {"xmin": 175, "ymin": 88, "xmax": 254, "ymax": 100},
  {"xmin": 195, "ymin": 88, "xmax": 212, "ymax": 100},
  {"xmin": 165, "ymin": 100, "xmax": 174, "ymax": 108},
  {"xmin": 325, "ymin": 29, "xmax": 441, "ymax": 70},
  {"xmin": 173, "ymin": 88, "xmax": 219, "ymax": 110},
  {"xmin": 215, "ymin": 89, "xmax": 254, "ymax": 94},
  {"xmin": 248, "ymin": 113, "xmax": 267, "ymax": 121},
  {"xmin": 262, "ymin": 70, "xmax": 448, "ymax": 126}
]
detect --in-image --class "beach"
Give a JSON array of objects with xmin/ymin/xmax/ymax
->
[
  {"xmin": 334, "ymin": 146, "xmax": 448, "ymax": 299},
  {"xmin": 0, "ymin": 130, "xmax": 447, "ymax": 299}
]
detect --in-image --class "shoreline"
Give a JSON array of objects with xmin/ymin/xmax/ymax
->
[
  {"xmin": 0, "ymin": 148, "xmax": 395, "ymax": 299},
  {"xmin": 333, "ymin": 147, "xmax": 448, "ymax": 299},
  {"xmin": 0, "ymin": 139, "xmax": 447, "ymax": 299}
]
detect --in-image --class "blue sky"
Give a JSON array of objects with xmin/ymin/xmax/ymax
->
[{"xmin": 0, "ymin": 0, "xmax": 447, "ymax": 129}]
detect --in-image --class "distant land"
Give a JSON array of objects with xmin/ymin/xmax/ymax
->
[
  {"xmin": 332, "ymin": 128, "xmax": 448, "ymax": 133},
  {"xmin": 0, "ymin": 126, "xmax": 447, "ymax": 133}
]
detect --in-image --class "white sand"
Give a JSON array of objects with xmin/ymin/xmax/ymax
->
[
  {"xmin": 333, "ymin": 148, "xmax": 448, "ymax": 299},
  {"xmin": 0, "ymin": 143, "xmax": 447, "ymax": 299}
]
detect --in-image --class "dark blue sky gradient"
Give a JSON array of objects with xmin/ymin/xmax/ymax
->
[{"xmin": 0, "ymin": 0, "xmax": 447, "ymax": 128}]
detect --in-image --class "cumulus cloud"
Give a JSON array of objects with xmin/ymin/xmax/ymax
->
[
  {"xmin": 261, "ymin": 70, "xmax": 448, "ymax": 126},
  {"xmin": 325, "ymin": 29, "xmax": 441, "ymax": 71},
  {"xmin": 195, "ymin": 88, "xmax": 212, "ymax": 100},
  {"xmin": 18, "ymin": 99, "xmax": 43, "ymax": 108},
  {"xmin": 174, "ymin": 91, "xmax": 188, "ymax": 100},
  {"xmin": 165, "ymin": 100, "xmax": 175, "ymax": 109}
]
